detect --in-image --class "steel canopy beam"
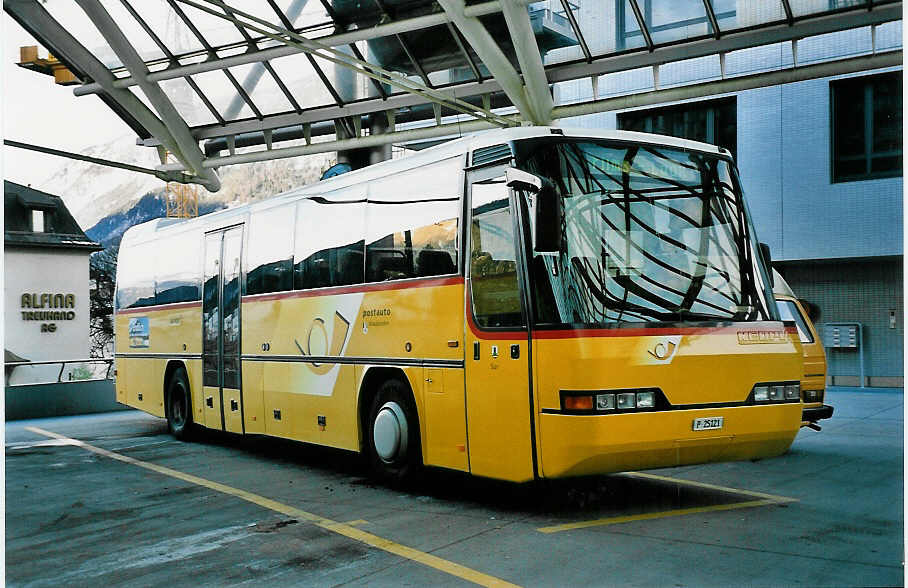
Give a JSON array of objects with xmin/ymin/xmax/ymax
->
[
  {"xmin": 554, "ymin": 50, "xmax": 902, "ymax": 118},
  {"xmin": 548, "ymin": 4, "xmax": 900, "ymax": 85},
  {"xmin": 437, "ymin": 0, "xmax": 538, "ymax": 121},
  {"xmin": 119, "ymin": 0, "xmax": 227, "ymax": 126},
  {"xmin": 3, "ymin": 0, "xmax": 213, "ymax": 187},
  {"xmin": 500, "ymin": 0, "xmax": 554, "ymax": 124},
  {"xmin": 162, "ymin": 2, "xmax": 901, "ymax": 145},
  {"xmin": 175, "ymin": 0, "xmax": 515, "ymax": 128},
  {"xmin": 72, "ymin": 1, "xmax": 900, "ymax": 117},
  {"xmin": 4, "ymin": 139, "xmax": 172, "ymax": 179},
  {"xmin": 156, "ymin": 49, "xmax": 900, "ymax": 171},
  {"xmin": 75, "ymin": 0, "xmax": 221, "ymax": 191},
  {"xmin": 73, "ymin": 0, "xmax": 517, "ymax": 97}
]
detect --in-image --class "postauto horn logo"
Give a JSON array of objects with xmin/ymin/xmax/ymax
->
[{"xmin": 646, "ymin": 336, "xmax": 682, "ymax": 363}]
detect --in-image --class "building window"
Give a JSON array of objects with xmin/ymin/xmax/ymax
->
[
  {"xmin": 616, "ymin": 0, "xmax": 736, "ymax": 50},
  {"xmin": 831, "ymin": 71, "xmax": 902, "ymax": 183},
  {"xmin": 829, "ymin": 0, "xmax": 867, "ymax": 10},
  {"xmin": 617, "ymin": 97, "xmax": 737, "ymax": 158},
  {"xmin": 31, "ymin": 209, "xmax": 44, "ymax": 233}
]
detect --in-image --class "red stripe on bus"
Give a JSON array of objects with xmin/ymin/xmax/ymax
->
[
  {"xmin": 116, "ymin": 301, "xmax": 201, "ymax": 315},
  {"xmin": 466, "ymin": 316, "xmax": 797, "ymax": 341},
  {"xmin": 242, "ymin": 276, "xmax": 464, "ymax": 302},
  {"xmin": 534, "ymin": 323, "xmax": 798, "ymax": 339}
]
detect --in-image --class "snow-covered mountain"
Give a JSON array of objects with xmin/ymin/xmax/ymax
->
[{"xmin": 36, "ymin": 135, "xmax": 163, "ymax": 229}]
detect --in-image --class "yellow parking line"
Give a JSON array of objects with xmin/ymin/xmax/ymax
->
[
  {"xmin": 25, "ymin": 426, "xmax": 519, "ymax": 588},
  {"xmin": 537, "ymin": 472, "xmax": 797, "ymax": 534},
  {"xmin": 623, "ymin": 471, "xmax": 798, "ymax": 503},
  {"xmin": 538, "ymin": 499, "xmax": 780, "ymax": 534}
]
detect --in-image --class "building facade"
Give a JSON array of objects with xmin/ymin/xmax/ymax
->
[{"xmin": 4, "ymin": 181, "xmax": 103, "ymax": 384}]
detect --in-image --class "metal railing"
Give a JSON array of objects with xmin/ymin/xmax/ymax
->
[{"xmin": 5, "ymin": 358, "xmax": 114, "ymax": 384}]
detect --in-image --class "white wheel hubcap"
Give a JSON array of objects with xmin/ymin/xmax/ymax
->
[{"xmin": 373, "ymin": 401, "xmax": 408, "ymax": 463}]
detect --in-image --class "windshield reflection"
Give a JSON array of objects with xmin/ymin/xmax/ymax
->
[{"xmin": 517, "ymin": 139, "xmax": 768, "ymax": 327}]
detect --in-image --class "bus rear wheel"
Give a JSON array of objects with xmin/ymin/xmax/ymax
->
[
  {"xmin": 366, "ymin": 378, "xmax": 421, "ymax": 483},
  {"xmin": 166, "ymin": 367, "xmax": 194, "ymax": 441}
]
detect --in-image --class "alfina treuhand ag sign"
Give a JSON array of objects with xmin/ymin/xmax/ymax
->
[{"xmin": 20, "ymin": 292, "xmax": 76, "ymax": 333}]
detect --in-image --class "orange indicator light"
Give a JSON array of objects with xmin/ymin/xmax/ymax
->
[{"xmin": 564, "ymin": 396, "xmax": 593, "ymax": 410}]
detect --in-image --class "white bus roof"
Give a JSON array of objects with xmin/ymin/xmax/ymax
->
[{"xmin": 121, "ymin": 126, "xmax": 727, "ymax": 246}]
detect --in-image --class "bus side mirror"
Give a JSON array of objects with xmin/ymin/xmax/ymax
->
[
  {"xmin": 759, "ymin": 242, "xmax": 774, "ymax": 287},
  {"xmin": 505, "ymin": 168, "xmax": 563, "ymax": 253},
  {"xmin": 800, "ymin": 299, "xmax": 820, "ymax": 323},
  {"xmin": 534, "ymin": 181, "xmax": 562, "ymax": 253},
  {"xmin": 505, "ymin": 168, "xmax": 542, "ymax": 193}
]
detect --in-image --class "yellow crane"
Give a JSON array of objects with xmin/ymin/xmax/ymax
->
[{"xmin": 164, "ymin": 151, "xmax": 199, "ymax": 218}]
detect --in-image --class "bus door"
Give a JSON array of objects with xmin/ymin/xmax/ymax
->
[
  {"xmin": 463, "ymin": 167, "xmax": 537, "ymax": 482},
  {"xmin": 202, "ymin": 225, "xmax": 245, "ymax": 434}
]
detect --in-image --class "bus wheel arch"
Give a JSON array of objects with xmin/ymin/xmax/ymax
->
[
  {"xmin": 358, "ymin": 367, "xmax": 422, "ymax": 482},
  {"xmin": 163, "ymin": 361, "xmax": 193, "ymax": 441}
]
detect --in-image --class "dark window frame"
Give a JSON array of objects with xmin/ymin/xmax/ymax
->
[
  {"xmin": 830, "ymin": 71, "xmax": 903, "ymax": 184},
  {"xmin": 617, "ymin": 96, "xmax": 738, "ymax": 159}
]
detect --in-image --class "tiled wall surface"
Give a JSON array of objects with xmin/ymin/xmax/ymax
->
[
  {"xmin": 780, "ymin": 258, "xmax": 903, "ymax": 382},
  {"xmin": 737, "ymin": 74, "xmax": 903, "ymax": 261}
]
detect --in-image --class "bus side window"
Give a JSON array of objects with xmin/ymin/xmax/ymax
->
[
  {"xmin": 247, "ymin": 204, "xmax": 294, "ymax": 295},
  {"xmin": 776, "ymin": 298, "xmax": 814, "ymax": 344},
  {"xmin": 469, "ymin": 178, "xmax": 524, "ymax": 328},
  {"xmin": 116, "ymin": 241, "xmax": 156, "ymax": 309},
  {"xmin": 365, "ymin": 158, "xmax": 461, "ymax": 282},
  {"xmin": 294, "ymin": 198, "xmax": 365, "ymax": 290},
  {"xmin": 155, "ymin": 230, "xmax": 201, "ymax": 304}
]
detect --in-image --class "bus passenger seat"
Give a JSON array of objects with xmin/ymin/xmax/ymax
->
[
  {"xmin": 416, "ymin": 249, "xmax": 455, "ymax": 277},
  {"xmin": 377, "ymin": 255, "xmax": 409, "ymax": 280},
  {"xmin": 338, "ymin": 249, "xmax": 365, "ymax": 285}
]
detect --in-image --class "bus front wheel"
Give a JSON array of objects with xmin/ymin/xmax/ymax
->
[
  {"xmin": 366, "ymin": 378, "xmax": 421, "ymax": 483},
  {"xmin": 166, "ymin": 367, "xmax": 194, "ymax": 441}
]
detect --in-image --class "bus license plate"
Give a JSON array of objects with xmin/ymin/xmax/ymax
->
[{"xmin": 692, "ymin": 417, "xmax": 724, "ymax": 431}]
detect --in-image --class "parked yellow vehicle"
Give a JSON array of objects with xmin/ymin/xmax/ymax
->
[
  {"xmin": 114, "ymin": 128, "xmax": 808, "ymax": 482},
  {"xmin": 772, "ymin": 269, "xmax": 834, "ymax": 429}
]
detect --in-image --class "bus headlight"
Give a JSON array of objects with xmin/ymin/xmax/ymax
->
[
  {"xmin": 596, "ymin": 394, "xmax": 615, "ymax": 410},
  {"xmin": 636, "ymin": 391, "xmax": 655, "ymax": 408},
  {"xmin": 751, "ymin": 381, "xmax": 800, "ymax": 404},
  {"xmin": 769, "ymin": 385, "xmax": 785, "ymax": 401},
  {"xmin": 784, "ymin": 383, "xmax": 800, "ymax": 400},
  {"xmin": 616, "ymin": 393, "xmax": 636, "ymax": 409},
  {"xmin": 754, "ymin": 386, "xmax": 770, "ymax": 402},
  {"xmin": 804, "ymin": 389, "xmax": 823, "ymax": 402}
]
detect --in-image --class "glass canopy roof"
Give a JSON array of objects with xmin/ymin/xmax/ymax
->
[{"xmin": 6, "ymin": 0, "xmax": 901, "ymax": 182}]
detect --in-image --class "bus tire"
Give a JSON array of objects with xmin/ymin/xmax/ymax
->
[
  {"xmin": 365, "ymin": 377, "xmax": 421, "ymax": 483},
  {"xmin": 166, "ymin": 367, "xmax": 194, "ymax": 441}
]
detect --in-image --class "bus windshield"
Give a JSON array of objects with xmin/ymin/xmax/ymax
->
[{"xmin": 516, "ymin": 139, "xmax": 771, "ymax": 327}]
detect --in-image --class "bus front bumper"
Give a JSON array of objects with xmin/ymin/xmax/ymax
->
[
  {"xmin": 538, "ymin": 403, "xmax": 802, "ymax": 479},
  {"xmin": 802, "ymin": 404, "xmax": 834, "ymax": 424}
]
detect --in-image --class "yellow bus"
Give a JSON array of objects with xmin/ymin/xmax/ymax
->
[
  {"xmin": 114, "ymin": 127, "xmax": 804, "ymax": 483},
  {"xmin": 772, "ymin": 269, "xmax": 834, "ymax": 429}
]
